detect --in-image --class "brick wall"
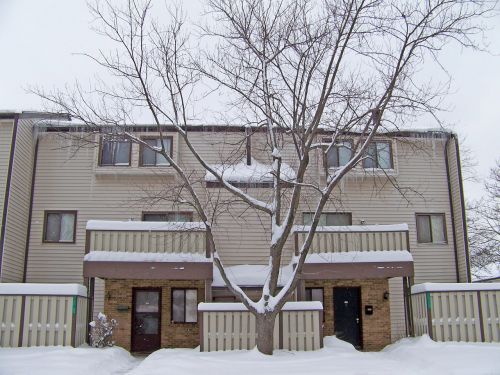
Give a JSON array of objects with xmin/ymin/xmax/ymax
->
[
  {"xmin": 103, "ymin": 279, "xmax": 206, "ymax": 351},
  {"xmin": 305, "ymin": 279, "xmax": 391, "ymax": 351}
]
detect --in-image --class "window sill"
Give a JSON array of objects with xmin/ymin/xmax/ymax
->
[
  {"xmin": 95, "ymin": 166, "xmax": 176, "ymax": 176},
  {"xmin": 327, "ymin": 167, "xmax": 397, "ymax": 177}
]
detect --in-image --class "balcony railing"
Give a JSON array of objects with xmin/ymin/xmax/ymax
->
[
  {"xmin": 293, "ymin": 224, "xmax": 410, "ymax": 254},
  {"xmin": 85, "ymin": 220, "xmax": 208, "ymax": 257}
]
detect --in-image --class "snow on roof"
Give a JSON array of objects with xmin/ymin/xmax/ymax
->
[
  {"xmin": 84, "ymin": 251, "xmax": 211, "ymax": 263},
  {"xmin": 411, "ymin": 282, "xmax": 500, "ymax": 294},
  {"xmin": 86, "ymin": 220, "xmax": 206, "ymax": 231},
  {"xmin": 302, "ymin": 250, "xmax": 413, "ymax": 264},
  {"xmin": 212, "ymin": 264, "xmax": 294, "ymax": 287},
  {"xmin": 293, "ymin": 223, "xmax": 409, "ymax": 233},
  {"xmin": 0, "ymin": 283, "xmax": 87, "ymax": 297},
  {"xmin": 205, "ymin": 158, "xmax": 296, "ymax": 183},
  {"xmin": 198, "ymin": 301, "xmax": 323, "ymax": 312}
]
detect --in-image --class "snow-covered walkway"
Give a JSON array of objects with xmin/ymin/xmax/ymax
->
[{"xmin": 1, "ymin": 336, "xmax": 500, "ymax": 375}]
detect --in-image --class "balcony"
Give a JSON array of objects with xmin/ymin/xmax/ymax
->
[
  {"xmin": 293, "ymin": 224, "xmax": 413, "ymax": 279},
  {"xmin": 83, "ymin": 220, "xmax": 212, "ymax": 280}
]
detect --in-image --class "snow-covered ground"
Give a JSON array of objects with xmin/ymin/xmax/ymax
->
[
  {"xmin": 1, "ymin": 336, "xmax": 500, "ymax": 375},
  {"xmin": 0, "ymin": 345, "xmax": 138, "ymax": 375}
]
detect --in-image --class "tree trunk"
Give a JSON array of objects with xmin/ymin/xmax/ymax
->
[{"xmin": 255, "ymin": 312, "xmax": 277, "ymax": 355}]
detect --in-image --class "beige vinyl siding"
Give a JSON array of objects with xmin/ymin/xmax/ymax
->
[
  {"xmin": 26, "ymin": 131, "xmax": 461, "ymax": 284},
  {"xmin": 388, "ymin": 277, "xmax": 406, "ymax": 341},
  {"xmin": 1, "ymin": 119, "xmax": 36, "ymax": 282},
  {"xmin": 0, "ymin": 120, "xmax": 14, "ymax": 257},
  {"xmin": 446, "ymin": 137, "xmax": 469, "ymax": 282}
]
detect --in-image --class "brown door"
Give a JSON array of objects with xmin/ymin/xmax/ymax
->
[{"xmin": 132, "ymin": 288, "xmax": 161, "ymax": 352}]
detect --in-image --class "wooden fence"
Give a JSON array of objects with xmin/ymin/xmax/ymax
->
[
  {"xmin": 0, "ymin": 284, "xmax": 88, "ymax": 347},
  {"xmin": 411, "ymin": 283, "xmax": 500, "ymax": 343},
  {"xmin": 198, "ymin": 302, "xmax": 323, "ymax": 352}
]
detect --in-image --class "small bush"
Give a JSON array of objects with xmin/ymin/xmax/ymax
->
[{"xmin": 89, "ymin": 312, "xmax": 117, "ymax": 348}]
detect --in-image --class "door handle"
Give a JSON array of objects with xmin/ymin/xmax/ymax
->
[{"xmin": 356, "ymin": 318, "xmax": 359, "ymax": 324}]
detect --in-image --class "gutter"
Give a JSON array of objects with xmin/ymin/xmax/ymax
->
[{"xmin": 0, "ymin": 115, "xmax": 19, "ymax": 278}]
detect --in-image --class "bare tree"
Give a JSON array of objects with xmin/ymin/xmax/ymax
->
[
  {"xmin": 468, "ymin": 160, "xmax": 500, "ymax": 279},
  {"xmin": 34, "ymin": 0, "xmax": 495, "ymax": 354}
]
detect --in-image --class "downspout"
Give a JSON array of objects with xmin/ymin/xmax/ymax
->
[
  {"xmin": 0, "ymin": 115, "xmax": 19, "ymax": 279},
  {"xmin": 444, "ymin": 134, "xmax": 461, "ymax": 282},
  {"xmin": 22, "ymin": 136, "xmax": 40, "ymax": 282},
  {"xmin": 453, "ymin": 135, "xmax": 471, "ymax": 282}
]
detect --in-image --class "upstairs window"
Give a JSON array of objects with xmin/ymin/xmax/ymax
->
[
  {"xmin": 43, "ymin": 211, "xmax": 76, "ymax": 243},
  {"xmin": 303, "ymin": 212, "xmax": 352, "ymax": 226},
  {"xmin": 326, "ymin": 140, "xmax": 352, "ymax": 168},
  {"xmin": 142, "ymin": 212, "xmax": 193, "ymax": 222},
  {"xmin": 362, "ymin": 141, "xmax": 393, "ymax": 169},
  {"xmin": 416, "ymin": 214, "xmax": 447, "ymax": 244},
  {"xmin": 140, "ymin": 137, "xmax": 172, "ymax": 167},
  {"xmin": 172, "ymin": 289, "xmax": 198, "ymax": 323},
  {"xmin": 100, "ymin": 138, "xmax": 131, "ymax": 166}
]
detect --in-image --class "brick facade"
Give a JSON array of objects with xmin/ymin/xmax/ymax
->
[
  {"xmin": 103, "ymin": 279, "xmax": 206, "ymax": 351},
  {"xmin": 305, "ymin": 279, "xmax": 391, "ymax": 351}
]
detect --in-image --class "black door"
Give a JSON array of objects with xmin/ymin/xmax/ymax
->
[
  {"xmin": 333, "ymin": 287, "xmax": 362, "ymax": 348},
  {"xmin": 132, "ymin": 289, "xmax": 161, "ymax": 352}
]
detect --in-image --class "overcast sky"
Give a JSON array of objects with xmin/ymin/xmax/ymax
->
[{"xmin": 1, "ymin": 0, "xmax": 499, "ymax": 201}]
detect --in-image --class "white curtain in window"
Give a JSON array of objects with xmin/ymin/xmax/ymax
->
[
  {"xmin": 338, "ymin": 142, "xmax": 352, "ymax": 166},
  {"xmin": 376, "ymin": 143, "xmax": 391, "ymax": 169},
  {"xmin": 431, "ymin": 215, "xmax": 445, "ymax": 243},
  {"xmin": 60, "ymin": 213, "xmax": 75, "ymax": 242},
  {"xmin": 185, "ymin": 290, "xmax": 198, "ymax": 323},
  {"xmin": 417, "ymin": 215, "xmax": 431, "ymax": 243},
  {"xmin": 156, "ymin": 139, "xmax": 170, "ymax": 166},
  {"xmin": 172, "ymin": 290, "xmax": 185, "ymax": 322},
  {"xmin": 114, "ymin": 142, "xmax": 130, "ymax": 165},
  {"xmin": 46, "ymin": 214, "xmax": 61, "ymax": 241}
]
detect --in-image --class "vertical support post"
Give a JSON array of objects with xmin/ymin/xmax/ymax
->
[
  {"xmin": 278, "ymin": 311, "xmax": 283, "ymax": 349},
  {"xmin": 86, "ymin": 277, "xmax": 95, "ymax": 345},
  {"xmin": 403, "ymin": 277, "xmax": 414, "ymax": 337},
  {"xmin": 426, "ymin": 291, "xmax": 433, "ymax": 340},
  {"xmin": 204, "ymin": 279, "xmax": 212, "ymax": 302},
  {"xmin": 319, "ymin": 310, "xmax": 324, "ymax": 348},
  {"xmin": 71, "ymin": 296, "xmax": 77, "ymax": 347},
  {"xmin": 476, "ymin": 291, "xmax": 485, "ymax": 342},
  {"xmin": 18, "ymin": 296, "xmax": 26, "ymax": 347},
  {"xmin": 199, "ymin": 311, "xmax": 204, "ymax": 352}
]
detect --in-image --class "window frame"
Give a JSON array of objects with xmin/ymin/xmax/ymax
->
[
  {"xmin": 302, "ymin": 212, "xmax": 352, "ymax": 226},
  {"xmin": 362, "ymin": 141, "xmax": 394, "ymax": 169},
  {"xmin": 42, "ymin": 210, "xmax": 77, "ymax": 244},
  {"xmin": 171, "ymin": 288, "xmax": 198, "ymax": 324},
  {"xmin": 323, "ymin": 138, "xmax": 354, "ymax": 169},
  {"xmin": 142, "ymin": 211, "xmax": 193, "ymax": 222},
  {"xmin": 139, "ymin": 136, "xmax": 174, "ymax": 167},
  {"xmin": 415, "ymin": 213, "xmax": 448, "ymax": 244},
  {"xmin": 98, "ymin": 137, "xmax": 132, "ymax": 167},
  {"xmin": 304, "ymin": 287, "xmax": 324, "ymax": 321}
]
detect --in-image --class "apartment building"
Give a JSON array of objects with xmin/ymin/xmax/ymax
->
[{"xmin": 0, "ymin": 112, "xmax": 469, "ymax": 352}]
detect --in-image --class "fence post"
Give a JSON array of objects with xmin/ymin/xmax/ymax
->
[
  {"xmin": 426, "ymin": 292, "xmax": 433, "ymax": 340},
  {"xmin": 17, "ymin": 296, "xmax": 26, "ymax": 347},
  {"xmin": 71, "ymin": 296, "xmax": 77, "ymax": 347},
  {"xmin": 476, "ymin": 291, "xmax": 485, "ymax": 342},
  {"xmin": 278, "ymin": 312, "xmax": 283, "ymax": 349}
]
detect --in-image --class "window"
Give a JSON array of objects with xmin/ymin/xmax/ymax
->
[
  {"xmin": 416, "ymin": 214, "xmax": 447, "ymax": 244},
  {"xmin": 363, "ymin": 141, "xmax": 392, "ymax": 169},
  {"xmin": 140, "ymin": 137, "xmax": 172, "ymax": 167},
  {"xmin": 303, "ymin": 212, "xmax": 352, "ymax": 226},
  {"xmin": 100, "ymin": 138, "xmax": 131, "ymax": 166},
  {"xmin": 43, "ymin": 211, "xmax": 76, "ymax": 243},
  {"xmin": 142, "ymin": 212, "xmax": 193, "ymax": 222},
  {"xmin": 305, "ymin": 288, "xmax": 324, "ymax": 304},
  {"xmin": 326, "ymin": 140, "xmax": 352, "ymax": 168},
  {"xmin": 171, "ymin": 289, "xmax": 197, "ymax": 323}
]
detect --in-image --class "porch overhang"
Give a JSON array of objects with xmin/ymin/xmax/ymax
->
[
  {"xmin": 83, "ymin": 260, "xmax": 213, "ymax": 280},
  {"xmin": 300, "ymin": 250, "xmax": 414, "ymax": 279},
  {"xmin": 302, "ymin": 261, "xmax": 414, "ymax": 279}
]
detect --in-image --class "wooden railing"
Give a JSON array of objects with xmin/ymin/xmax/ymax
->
[
  {"xmin": 294, "ymin": 224, "xmax": 410, "ymax": 254},
  {"xmin": 86, "ymin": 220, "xmax": 207, "ymax": 256}
]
